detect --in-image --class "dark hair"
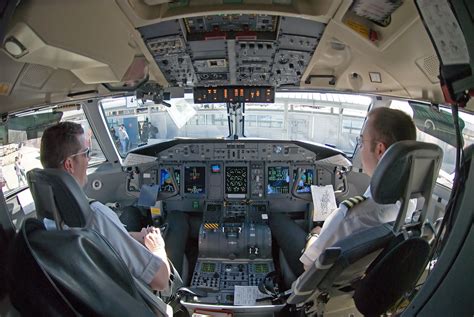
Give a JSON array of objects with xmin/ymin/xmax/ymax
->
[
  {"xmin": 368, "ymin": 107, "xmax": 416, "ymax": 150},
  {"xmin": 40, "ymin": 122, "xmax": 84, "ymax": 168}
]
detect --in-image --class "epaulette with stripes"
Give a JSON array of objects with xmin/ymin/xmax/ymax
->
[{"xmin": 340, "ymin": 195, "xmax": 367, "ymax": 209}]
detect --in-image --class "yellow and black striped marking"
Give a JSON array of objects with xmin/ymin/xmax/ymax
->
[
  {"xmin": 204, "ymin": 223, "xmax": 219, "ymax": 230},
  {"xmin": 340, "ymin": 195, "xmax": 367, "ymax": 209}
]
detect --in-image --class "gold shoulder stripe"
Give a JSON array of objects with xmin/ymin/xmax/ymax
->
[{"xmin": 341, "ymin": 195, "xmax": 367, "ymax": 209}]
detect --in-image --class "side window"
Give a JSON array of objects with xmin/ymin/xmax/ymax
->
[
  {"xmin": 0, "ymin": 104, "xmax": 106, "ymax": 196},
  {"xmin": 390, "ymin": 100, "xmax": 474, "ymax": 188}
]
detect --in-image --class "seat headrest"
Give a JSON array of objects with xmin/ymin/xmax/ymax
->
[
  {"xmin": 370, "ymin": 141, "xmax": 443, "ymax": 205},
  {"xmin": 26, "ymin": 168, "xmax": 92, "ymax": 227}
]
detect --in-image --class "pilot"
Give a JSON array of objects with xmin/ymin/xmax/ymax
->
[
  {"xmin": 270, "ymin": 108, "xmax": 417, "ymax": 278},
  {"xmin": 40, "ymin": 122, "xmax": 170, "ymax": 290}
]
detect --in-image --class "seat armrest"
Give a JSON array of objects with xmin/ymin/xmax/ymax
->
[
  {"xmin": 319, "ymin": 248, "xmax": 341, "ymax": 266},
  {"xmin": 133, "ymin": 277, "xmax": 173, "ymax": 317}
]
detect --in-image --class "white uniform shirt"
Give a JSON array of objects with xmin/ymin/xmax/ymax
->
[{"xmin": 299, "ymin": 187, "xmax": 417, "ymax": 268}]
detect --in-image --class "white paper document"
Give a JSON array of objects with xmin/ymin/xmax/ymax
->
[
  {"xmin": 311, "ymin": 185, "xmax": 337, "ymax": 221},
  {"xmin": 165, "ymin": 99, "xmax": 197, "ymax": 129},
  {"xmin": 233, "ymin": 286, "xmax": 267, "ymax": 305},
  {"xmin": 17, "ymin": 190, "xmax": 35, "ymax": 215},
  {"xmin": 317, "ymin": 154, "xmax": 352, "ymax": 167},
  {"xmin": 123, "ymin": 153, "xmax": 157, "ymax": 166}
]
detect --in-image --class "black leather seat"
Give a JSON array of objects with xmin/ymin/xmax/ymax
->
[
  {"xmin": 286, "ymin": 140, "xmax": 443, "ymax": 316},
  {"xmin": 7, "ymin": 218, "xmax": 171, "ymax": 316},
  {"xmin": 26, "ymin": 168, "xmax": 188, "ymax": 282},
  {"xmin": 26, "ymin": 168, "xmax": 93, "ymax": 229},
  {"xmin": 26, "ymin": 168, "xmax": 188, "ymax": 305},
  {"xmin": 0, "ymin": 189, "xmax": 15, "ymax": 305}
]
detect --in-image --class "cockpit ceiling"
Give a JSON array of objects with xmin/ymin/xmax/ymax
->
[
  {"xmin": 2, "ymin": 0, "xmax": 473, "ymax": 113},
  {"xmin": 138, "ymin": 15, "xmax": 325, "ymax": 88}
]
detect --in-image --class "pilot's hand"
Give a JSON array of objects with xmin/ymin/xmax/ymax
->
[
  {"xmin": 144, "ymin": 229, "xmax": 166, "ymax": 254},
  {"xmin": 311, "ymin": 226, "xmax": 322, "ymax": 235},
  {"xmin": 144, "ymin": 226, "xmax": 161, "ymax": 234}
]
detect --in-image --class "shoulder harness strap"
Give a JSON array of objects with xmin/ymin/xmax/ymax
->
[{"xmin": 340, "ymin": 195, "xmax": 367, "ymax": 209}]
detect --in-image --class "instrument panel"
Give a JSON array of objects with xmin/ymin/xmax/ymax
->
[
  {"xmin": 193, "ymin": 86, "xmax": 275, "ymax": 103},
  {"xmin": 132, "ymin": 140, "xmax": 348, "ymax": 212},
  {"xmin": 225, "ymin": 166, "xmax": 248, "ymax": 196},
  {"xmin": 128, "ymin": 139, "xmax": 348, "ymax": 307}
]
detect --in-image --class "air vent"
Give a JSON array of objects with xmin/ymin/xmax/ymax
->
[{"xmin": 415, "ymin": 55, "xmax": 439, "ymax": 84}]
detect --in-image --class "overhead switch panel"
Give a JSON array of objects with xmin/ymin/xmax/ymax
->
[{"xmin": 138, "ymin": 14, "xmax": 325, "ymax": 88}]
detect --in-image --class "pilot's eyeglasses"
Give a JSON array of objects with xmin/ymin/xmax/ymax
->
[
  {"xmin": 62, "ymin": 147, "xmax": 91, "ymax": 163},
  {"xmin": 73, "ymin": 147, "xmax": 91, "ymax": 159},
  {"xmin": 356, "ymin": 136, "xmax": 383, "ymax": 149}
]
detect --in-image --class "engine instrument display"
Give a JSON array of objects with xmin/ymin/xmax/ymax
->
[
  {"xmin": 160, "ymin": 168, "xmax": 181, "ymax": 192},
  {"xmin": 294, "ymin": 169, "xmax": 314, "ymax": 193},
  {"xmin": 267, "ymin": 166, "xmax": 289, "ymax": 194},
  {"xmin": 225, "ymin": 166, "xmax": 248, "ymax": 194},
  {"xmin": 184, "ymin": 166, "xmax": 206, "ymax": 194}
]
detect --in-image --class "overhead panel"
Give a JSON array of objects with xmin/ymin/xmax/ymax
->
[
  {"xmin": 189, "ymin": 40, "xmax": 229, "ymax": 86},
  {"xmin": 140, "ymin": 20, "xmax": 195, "ymax": 87},
  {"xmin": 235, "ymin": 41, "xmax": 275, "ymax": 85},
  {"xmin": 184, "ymin": 14, "xmax": 277, "ymax": 35},
  {"xmin": 137, "ymin": 14, "xmax": 325, "ymax": 89},
  {"xmin": 272, "ymin": 17, "xmax": 324, "ymax": 86}
]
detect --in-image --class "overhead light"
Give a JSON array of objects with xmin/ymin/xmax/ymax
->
[{"xmin": 4, "ymin": 37, "xmax": 27, "ymax": 58}]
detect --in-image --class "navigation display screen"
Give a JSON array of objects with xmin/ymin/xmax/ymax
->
[
  {"xmin": 225, "ymin": 166, "xmax": 248, "ymax": 194},
  {"xmin": 184, "ymin": 166, "xmax": 206, "ymax": 194},
  {"xmin": 267, "ymin": 166, "xmax": 290, "ymax": 194},
  {"xmin": 294, "ymin": 169, "xmax": 314, "ymax": 193},
  {"xmin": 160, "ymin": 168, "xmax": 180, "ymax": 193}
]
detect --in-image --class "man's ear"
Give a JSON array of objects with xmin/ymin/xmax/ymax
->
[
  {"xmin": 63, "ymin": 158, "xmax": 73, "ymax": 173},
  {"xmin": 376, "ymin": 142, "xmax": 387, "ymax": 160}
]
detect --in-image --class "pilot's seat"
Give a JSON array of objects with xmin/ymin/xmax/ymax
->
[
  {"xmin": 26, "ymin": 168, "xmax": 188, "ymax": 283},
  {"xmin": 7, "ymin": 217, "xmax": 172, "ymax": 316},
  {"xmin": 286, "ymin": 141, "xmax": 443, "ymax": 316},
  {"xmin": 27, "ymin": 168, "xmax": 94, "ymax": 229}
]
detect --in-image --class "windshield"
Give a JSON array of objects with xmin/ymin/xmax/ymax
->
[
  {"xmin": 101, "ymin": 92, "xmax": 474, "ymax": 189},
  {"xmin": 101, "ymin": 92, "xmax": 372, "ymax": 156}
]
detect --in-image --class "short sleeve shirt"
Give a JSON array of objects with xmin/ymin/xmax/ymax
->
[
  {"xmin": 86, "ymin": 202, "xmax": 165, "ymax": 284},
  {"xmin": 300, "ymin": 187, "xmax": 417, "ymax": 267}
]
